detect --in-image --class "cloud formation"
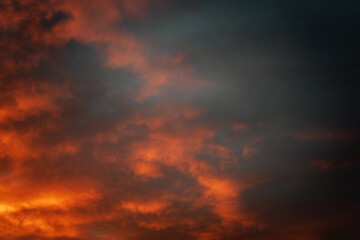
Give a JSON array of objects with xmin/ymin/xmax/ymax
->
[{"xmin": 1, "ymin": 0, "xmax": 359, "ymax": 239}]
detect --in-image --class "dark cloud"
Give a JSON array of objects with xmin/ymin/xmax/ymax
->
[{"xmin": 0, "ymin": 0, "xmax": 359, "ymax": 239}]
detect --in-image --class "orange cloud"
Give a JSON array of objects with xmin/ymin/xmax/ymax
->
[
  {"xmin": 0, "ymin": 1, "xmax": 263, "ymax": 239},
  {"xmin": 293, "ymin": 128, "xmax": 357, "ymax": 142},
  {"xmin": 121, "ymin": 200, "xmax": 168, "ymax": 214}
]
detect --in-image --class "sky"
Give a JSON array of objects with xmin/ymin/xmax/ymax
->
[{"xmin": 0, "ymin": 0, "xmax": 359, "ymax": 239}]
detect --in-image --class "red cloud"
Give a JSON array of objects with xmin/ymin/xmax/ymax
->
[{"xmin": 0, "ymin": 1, "xmax": 261, "ymax": 239}]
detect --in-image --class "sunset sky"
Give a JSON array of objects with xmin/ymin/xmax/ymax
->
[{"xmin": 0, "ymin": 0, "xmax": 359, "ymax": 239}]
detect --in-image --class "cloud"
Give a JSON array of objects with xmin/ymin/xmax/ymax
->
[
  {"xmin": 1, "ymin": 0, "xmax": 359, "ymax": 240},
  {"xmin": 0, "ymin": 1, "xmax": 256, "ymax": 239}
]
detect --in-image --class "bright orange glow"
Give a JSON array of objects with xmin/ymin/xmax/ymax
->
[{"xmin": 121, "ymin": 200, "xmax": 168, "ymax": 214}]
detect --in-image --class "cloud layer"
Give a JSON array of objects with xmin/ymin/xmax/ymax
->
[{"xmin": 0, "ymin": 0, "xmax": 359, "ymax": 239}]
